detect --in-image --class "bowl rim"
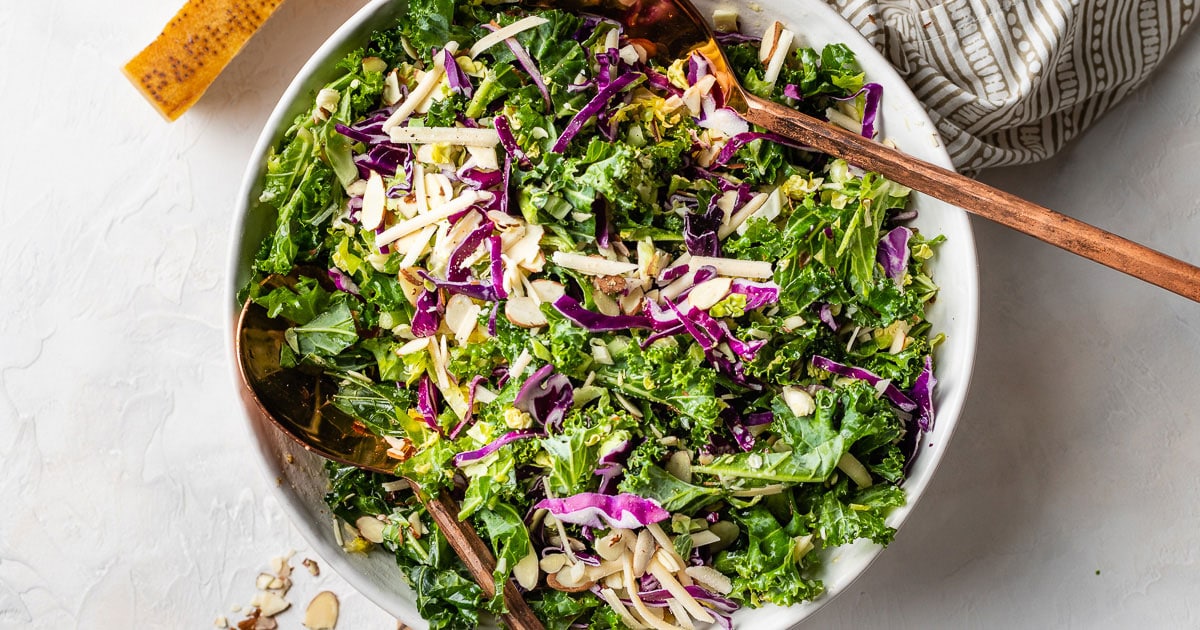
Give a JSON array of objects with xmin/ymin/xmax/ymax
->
[{"xmin": 223, "ymin": 0, "xmax": 980, "ymax": 626}]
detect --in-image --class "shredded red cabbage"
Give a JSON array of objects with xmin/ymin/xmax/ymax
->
[
  {"xmin": 683, "ymin": 196, "xmax": 724, "ymax": 257},
  {"xmin": 492, "ymin": 115, "xmax": 532, "ymax": 169},
  {"xmin": 417, "ymin": 375, "xmax": 441, "ymax": 433},
  {"xmin": 457, "ymin": 166, "xmax": 505, "ymax": 190},
  {"xmin": 594, "ymin": 439, "xmax": 632, "ymax": 495},
  {"xmin": 411, "ymin": 287, "xmax": 441, "ymax": 337},
  {"xmin": 657, "ymin": 264, "xmax": 689, "ymax": 284},
  {"xmin": 811, "ymin": 354, "xmax": 917, "ymax": 412},
  {"xmin": 744, "ymin": 411, "xmax": 774, "ymax": 426},
  {"xmin": 725, "ymin": 409, "xmax": 756, "ymax": 451},
  {"xmin": 514, "ymin": 364, "xmax": 574, "ymax": 431},
  {"xmin": 836, "ymin": 82, "xmax": 883, "ymax": 138},
  {"xmin": 441, "ymin": 48, "xmax": 474, "ymax": 98},
  {"xmin": 448, "ymin": 375, "xmax": 488, "ymax": 440},
  {"xmin": 729, "ymin": 279, "xmax": 780, "ymax": 310},
  {"xmin": 483, "ymin": 23, "xmax": 551, "ymax": 111},
  {"xmin": 713, "ymin": 131, "xmax": 810, "ymax": 167},
  {"xmin": 419, "ymin": 270, "xmax": 502, "ymax": 302},
  {"xmin": 453, "ymin": 430, "xmax": 541, "ymax": 466},
  {"xmin": 686, "ymin": 52, "xmax": 710, "ymax": 85},
  {"xmin": 551, "ymin": 72, "xmax": 643, "ymax": 153},
  {"xmin": 446, "ymin": 218, "xmax": 495, "ymax": 282},
  {"xmin": 354, "ymin": 143, "xmax": 409, "ymax": 178},
  {"xmin": 911, "ymin": 355, "xmax": 936, "ymax": 431},
  {"xmin": 327, "ymin": 267, "xmax": 360, "ymax": 295},
  {"xmin": 487, "ymin": 235, "xmax": 507, "ymax": 299},
  {"xmin": 533, "ymin": 492, "xmax": 669, "ymax": 529},
  {"xmin": 877, "ymin": 226, "xmax": 912, "ymax": 286},
  {"xmin": 552, "ymin": 295, "xmax": 655, "ymax": 332},
  {"xmin": 818, "ymin": 303, "xmax": 838, "ymax": 331}
]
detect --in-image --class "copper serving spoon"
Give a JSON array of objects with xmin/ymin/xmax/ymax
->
[
  {"xmin": 529, "ymin": 0, "xmax": 1200, "ymax": 302},
  {"xmin": 234, "ymin": 278, "xmax": 544, "ymax": 630}
]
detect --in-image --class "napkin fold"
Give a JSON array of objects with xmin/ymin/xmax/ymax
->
[{"xmin": 826, "ymin": 0, "xmax": 1196, "ymax": 169}]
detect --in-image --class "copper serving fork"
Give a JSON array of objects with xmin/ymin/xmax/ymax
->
[{"xmin": 530, "ymin": 0, "xmax": 1200, "ymax": 302}]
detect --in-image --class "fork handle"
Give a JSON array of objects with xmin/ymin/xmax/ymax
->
[
  {"xmin": 422, "ymin": 490, "xmax": 545, "ymax": 630},
  {"xmin": 740, "ymin": 94, "xmax": 1200, "ymax": 303}
]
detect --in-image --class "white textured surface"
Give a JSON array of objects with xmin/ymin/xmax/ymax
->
[{"xmin": 0, "ymin": 1, "xmax": 1197, "ymax": 629}]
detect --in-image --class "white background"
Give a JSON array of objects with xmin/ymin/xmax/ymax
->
[{"xmin": 1, "ymin": 0, "xmax": 1198, "ymax": 628}]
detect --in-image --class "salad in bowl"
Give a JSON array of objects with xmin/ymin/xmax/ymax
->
[{"xmin": 229, "ymin": 0, "xmax": 978, "ymax": 627}]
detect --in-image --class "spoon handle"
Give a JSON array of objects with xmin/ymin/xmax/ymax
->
[
  {"xmin": 740, "ymin": 94, "xmax": 1200, "ymax": 303},
  {"xmin": 421, "ymin": 490, "xmax": 545, "ymax": 630}
]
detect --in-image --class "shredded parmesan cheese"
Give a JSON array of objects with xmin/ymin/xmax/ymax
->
[
  {"xmin": 375, "ymin": 191, "xmax": 490, "ymax": 249},
  {"xmin": 388, "ymin": 126, "xmax": 502, "ymax": 147},
  {"xmin": 468, "ymin": 15, "xmax": 550, "ymax": 57}
]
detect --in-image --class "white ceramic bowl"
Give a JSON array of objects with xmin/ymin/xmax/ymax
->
[{"xmin": 225, "ymin": 1, "xmax": 979, "ymax": 627}]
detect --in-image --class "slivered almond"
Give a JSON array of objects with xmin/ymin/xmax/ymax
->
[
  {"xmin": 593, "ymin": 290, "xmax": 622, "ymax": 317},
  {"xmin": 763, "ymin": 25, "xmax": 795, "ymax": 85},
  {"xmin": 397, "ymin": 268, "xmax": 426, "ymax": 306},
  {"xmin": 355, "ymin": 516, "xmax": 386, "ymax": 544},
  {"xmin": 759, "ymin": 20, "xmax": 786, "ymax": 64},
  {"xmin": 253, "ymin": 591, "xmax": 290, "ymax": 618},
  {"xmin": 530, "ymin": 279, "xmax": 566, "ymax": 304},
  {"xmin": 302, "ymin": 591, "xmax": 338, "ymax": 630},
  {"xmin": 444, "ymin": 294, "xmax": 482, "ymax": 345},
  {"xmin": 426, "ymin": 173, "xmax": 454, "ymax": 208},
  {"xmin": 513, "ymin": 548, "xmax": 540, "ymax": 590},
  {"xmin": 632, "ymin": 530, "xmax": 656, "ymax": 577},
  {"xmin": 506, "ymin": 296, "xmax": 547, "ymax": 328},
  {"xmin": 620, "ymin": 287, "xmax": 645, "ymax": 315},
  {"xmin": 595, "ymin": 530, "xmax": 628, "ymax": 561},
  {"xmin": 685, "ymin": 277, "xmax": 732, "ymax": 311},
  {"xmin": 540, "ymin": 553, "xmax": 568, "ymax": 573},
  {"xmin": 618, "ymin": 44, "xmax": 640, "ymax": 65},
  {"xmin": 383, "ymin": 69, "xmax": 402, "ymax": 106},
  {"xmin": 466, "ymin": 145, "xmax": 501, "ymax": 170},
  {"xmin": 518, "ymin": 249, "xmax": 546, "ymax": 273},
  {"xmin": 361, "ymin": 170, "xmax": 386, "ymax": 231}
]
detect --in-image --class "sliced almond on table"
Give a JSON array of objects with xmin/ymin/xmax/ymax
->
[
  {"xmin": 303, "ymin": 591, "xmax": 339, "ymax": 630},
  {"xmin": 251, "ymin": 591, "xmax": 290, "ymax": 618},
  {"xmin": 123, "ymin": 0, "xmax": 286, "ymax": 121}
]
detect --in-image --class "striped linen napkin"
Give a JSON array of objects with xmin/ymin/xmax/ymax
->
[{"xmin": 826, "ymin": 0, "xmax": 1196, "ymax": 169}]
